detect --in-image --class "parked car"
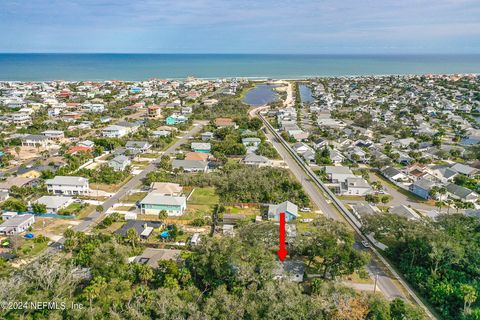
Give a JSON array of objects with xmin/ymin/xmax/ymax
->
[
  {"xmin": 361, "ymin": 240, "xmax": 370, "ymax": 248},
  {"xmin": 300, "ymin": 207, "xmax": 311, "ymax": 212}
]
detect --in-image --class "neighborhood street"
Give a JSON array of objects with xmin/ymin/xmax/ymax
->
[{"xmin": 72, "ymin": 121, "xmax": 207, "ymax": 232}]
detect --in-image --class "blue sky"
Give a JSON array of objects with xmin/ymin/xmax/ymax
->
[{"xmin": 1, "ymin": 0, "xmax": 480, "ymax": 53}]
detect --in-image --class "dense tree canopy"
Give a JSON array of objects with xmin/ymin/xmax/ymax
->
[{"xmin": 362, "ymin": 214, "xmax": 480, "ymax": 320}]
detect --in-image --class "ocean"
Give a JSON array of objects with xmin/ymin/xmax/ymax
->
[{"xmin": 0, "ymin": 54, "xmax": 479, "ymax": 81}]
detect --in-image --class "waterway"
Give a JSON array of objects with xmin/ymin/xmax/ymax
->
[{"xmin": 243, "ymin": 84, "xmax": 279, "ymax": 106}]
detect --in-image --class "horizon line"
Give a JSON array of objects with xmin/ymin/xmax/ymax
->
[{"xmin": 2, "ymin": 52, "xmax": 480, "ymax": 55}]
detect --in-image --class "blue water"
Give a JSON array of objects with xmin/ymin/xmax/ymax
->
[
  {"xmin": 1, "ymin": 54, "xmax": 480, "ymax": 81},
  {"xmin": 243, "ymin": 84, "xmax": 279, "ymax": 106},
  {"xmin": 299, "ymin": 84, "xmax": 314, "ymax": 104}
]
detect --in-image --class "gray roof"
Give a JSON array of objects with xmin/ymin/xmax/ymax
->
[
  {"xmin": 110, "ymin": 155, "xmax": 130, "ymax": 165},
  {"xmin": 450, "ymin": 163, "xmax": 477, "ymax": 176},
  {"xmin": 191, "ymin": 142, "xmax": 211, "ymax": 150},
  {"xmin": 140, "ymin": 193, "xmax": 186, "ymax": 206},
  {"xmin": 115, "ymin": 220, "xmax": 161, "ymax": 237},
  {"xmin": 412, "ymin": 178, "xmax": 435, "ymax": 191},
  {"xmin": 133, "ymin": 248, "xmax": 181, "ymax": 267},
  {"xmin": 46, "ymin": 176, "xmax": 88, "ymax": 186},
  {"xmin": 172, "ymin": 159, "xmax": 208, "ymax": 169},
  {"xmin": 446, "ymin": 183, "xmax": 477, "ymax": 199},
  {"xmin": 0, "ymin": 214, "xmax": 34, "ymax": 229},
  {"xmin": 35, "ymin": 196, "xmax": 72, "ymax": 209},
  {"xmin": 382, "ymin": 166, "xmax": 403, "ymax": 178},
  {"xmin": 390, "ymin": 205, "xmax": 420, "ymax": 220},
  {"xmin": 126, "ymin": 141, "xmax": 149, "ymax": 148},
  {"xmin": 243, "ymin": 153, "xmax": 269, "ymax": 163},
  {"xmin": 268, "ymin": 201, "xmax": 299, "ymax": 217},
  {"xmin": 324, "ymin": 166, "xmax": 352, "ymax": 174}
]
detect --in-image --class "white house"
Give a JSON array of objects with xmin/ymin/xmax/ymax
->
[
  {"xmin": 0, "ymin": 214, "xmax": 35, "ymax": 235},
  {"xmin": 35, "ymin": 196, "xmax": 73, "ymax": 213},
  {"xmin": 102, "ymin": 125, "xmax": 129, "ymax": 138},
  {"xmin": 46, "ymin": 176, "xmax": 90, "ymax": 196}
]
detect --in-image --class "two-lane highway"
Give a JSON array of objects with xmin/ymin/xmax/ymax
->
[{"xmin": 258, "ymin": 112, "xmax": 435, "ymax": 319}]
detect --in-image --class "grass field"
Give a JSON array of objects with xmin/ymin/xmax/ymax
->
[
  {"xmin": 187, "ymin": 187, "xmax": 219, "ymax": 205},
  {"xmin": 90, "ymin": 175, "xmax": 133, "ymax": 193},
  {"xmin": 121, "ymin": 192, "xmax": 148, "ymax": 203}
]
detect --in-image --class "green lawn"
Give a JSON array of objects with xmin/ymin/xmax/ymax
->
[
  {"xmin": 15, "ymin": 238, "xmax": 49, "ymax": 259},
  {"xmin": 187, "ymin": 187, "xmax": 219, "ymax": 205},
  {"xmin": 122, "ymin": 192, "xmax": 148, "ymax": 203},
  {"xmin": 76, "ymin": 205, "xmax": 95, "ymax": 219}
]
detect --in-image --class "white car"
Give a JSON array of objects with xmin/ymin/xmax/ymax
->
[
  {"xmin": 300, "ymin": 207, "xmax": 311, "ymax": 212},
  {"xmin": 361, "ymin": 240, "xmax": 371, "ymax": 248}
]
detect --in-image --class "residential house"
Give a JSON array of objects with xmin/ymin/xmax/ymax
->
[
  {"xmin": 214, "ymin": 117, "xmax": 235, "ymax": 128},
  {"xmin": 133, "ymin": 248, "xmax": 181, "ymax": 267},
  {"xmin": 351, "ymin": 203, "xmax": 381, "ymax": 220},
  {"xmin": 17, "ymin": 165, "xmax": 56, "ymax": 178},
  {"xmin": 342, "ymin": 177, "xmax": 372, "ymax": 196},
  {"xmin": 268, "ymin": 201, "xmax": 299, "ymax": 222},
  {"xmin": 126, "ymin": 141, "xmax": 151, "ymax": 153},
  {"xmin": 147, "ymin": 105, "xmax": 162, "ymax": 118},
  {"xmin": 201, "ymin": 132, "xmax": 214, "ymax": 141},
  {"xmin": 242, "ymin": 137, "xmax": 261, "ymax": 153},
  {"xmin": 382, "ymin": 167, "xmax": 406, "ymax": 182},
  {"xmin": 42, "ymin": 130, "xmax": 65, "ymax": 140},
  {"xmin": 410, "ymin": 178, "xmax": 436, "ymax": 199},
  {"xmin": 46, "ymin": 176, "xmax": 89, "ymax": 195},
  {"xmin": 241, "ymin": 154, "xmax": 271, "ymax": 167},
  {"xmin": 102, "ymin": 125, "xmax": 129, "ymax": 138},
  {"xmin": 446, "ymin": 183, "xmax": 479, "ymax": 203},
  {"xmin": 0, "ymin": 214, "xmax": 35, "ymax": 235},
  {"xmin": 185, "ymin": 152, "xmax": 209, "ymax": 161},
  {"xmin": 450, "ymin": 163, "xmax": 478, "ymax": 177},
  {"xmin": 166, "ymin": 114, "xmax": 187, "ymax": 125},
  {"xmin": 273, "ymin": 261, "xmax": 305, "ymax": 283},
  {"xmin": 115, "ymin": 220, "xmax": 162, "ymax": 240},
  {"xmin": 150, "ymin": 182, "xmax": 183, "ymax": 196},
  {"xmin": 172, "ymin": 160, "xmax": 208, "ymax": 172},
  {"xmin": 312, "ymin": 138, "xmax": 328, "ymax": 150},
  {"xmin": 21, "ymin": 134, "xmax": 50, "ymax": 148},
  {"xmin": 108, "ymin": 155, "xmax": 131, "ymax": 171},
  {"xmin": 35, "ymin": 196, "xmax": 73, "ymax": 213},
  {"xmin": 191, "ymin": 142, "xmax": 211, "ymax": 153},
  {"xmin": 390, "ymin": 205, "xmax": 421, "ymax": 220},
  {"xmin": 0, "ymin": 176, "xmax": 38, "ymax": 193},
  {"xmin": 324, "ymin": 166, "xmax": 355, "ymax": 183},
  {"xmin": 140, "ymin": 192, "xmax": 187, "ymax": 216}
]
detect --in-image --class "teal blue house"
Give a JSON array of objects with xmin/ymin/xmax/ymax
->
[
  {"xmin": 268, "ymin": 201, "xmax": 299, "ymax": 222},
  {"xmin": 166, "ymin": 115, "xmax": 187, "ymax": 125},
  {"xmin": 140, "ymin": 193, "xmax": 187, "ymax": 216},
  {"xmin": 191, "ymin": 142, "xmax": 211, "ymax": 153}
]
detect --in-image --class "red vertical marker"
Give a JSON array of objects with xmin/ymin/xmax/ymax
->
[{"xmin": 277, "ymin": 212, "xmax": 288, "ymax": 262}]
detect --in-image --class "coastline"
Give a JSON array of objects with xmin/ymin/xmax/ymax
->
[{"xmin": 1, "ymin": 53, "xmax": 480, "ymax": 81}]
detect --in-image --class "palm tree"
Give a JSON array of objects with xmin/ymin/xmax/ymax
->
[
  {"xmin": 126, "ymin": 228, "xmax": 139, "ymax": 249},
  {"xmin": 460, "ymin": 284, "xmax": 477, "ymax": 315},
  {"xmin": 158, "ymin": 209, "xmax": 168, "ymax": 222},
  {"xmin": 435, "ymin": 201, "xmax": 445, "ymax": 213},
  {"xmin": 14, "ymin": 146, "xmax": 21, "ymax": 160}
]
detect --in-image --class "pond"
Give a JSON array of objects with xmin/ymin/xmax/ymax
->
[
  {"xmin": 299, "ymin": 84, "xmax": 314, "ymax": 104},
  {"xmin": 243, "ymin": 84, "xmax": 279, "ymax": 106}
]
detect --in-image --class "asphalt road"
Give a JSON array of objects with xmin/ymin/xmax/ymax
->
[
  {"xmin": 263, "ymin": 126, "xmax": 406, "ymax": 300},
  {"xmin": 72, "ymin": 121, "xmax": 207, "ymax": 232}
]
